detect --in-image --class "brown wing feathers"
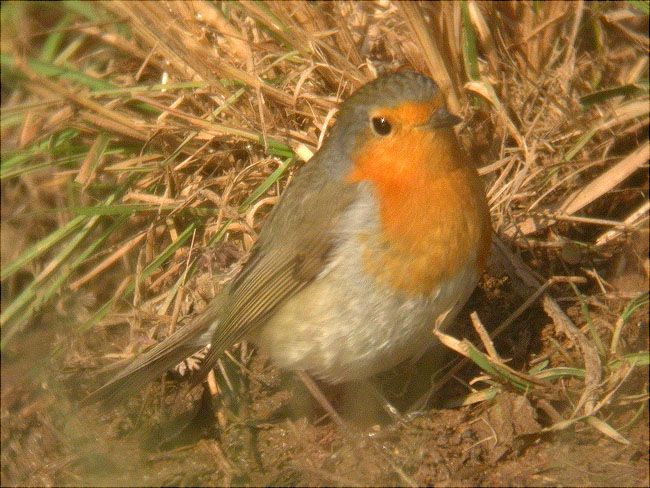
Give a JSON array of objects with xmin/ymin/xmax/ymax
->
[
  {"xmin": 193, "ymin": 238, "xmax": 334, "ymax": 382},
  {"xmin": 84, "ymin": 164, "xmax": 355, "ymax": 405}
]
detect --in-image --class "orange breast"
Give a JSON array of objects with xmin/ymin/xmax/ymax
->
[{"xmin": 347, "ymin": 129, "xmax": 491, "ymax": 296}]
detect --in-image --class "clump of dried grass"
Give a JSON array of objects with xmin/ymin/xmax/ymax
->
[{"xmin": 1, "ymin": 1, "xmax": 648, "ymax": 484}]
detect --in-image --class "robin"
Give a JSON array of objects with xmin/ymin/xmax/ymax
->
[{"xmin": 85, "ymin": 71, "xmax": 492, "ymax": 405}]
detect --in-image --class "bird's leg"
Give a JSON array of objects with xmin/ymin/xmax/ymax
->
[
  {"xmin": 295, "ymin": 370, "xmax": 347, "ymax": 429},
  {"xmin": 370, "ymin": 384, "xmax": 407, "ymax": 424}
]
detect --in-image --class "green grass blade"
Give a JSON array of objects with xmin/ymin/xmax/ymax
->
[
  {"xmin": 1, "ymin": 215, "xmax": 129, "ymax": 347},
  {"xmin": 239, "ymin": 157, "xmax": 295, "ymax": 211},
  {"xmin": 139, "ymin": 223, "xmax": 197, "ymax": 283},
  {"xmin": 580, "ymin": 84, "xmax": 647, "ymax": 107},
  {"xmin": 0, "ymin": 215, "xmax": 86, "ymax": 281},
  {"xmin": 461, "ymin": 1, "xmax": 480, "ymax": 81},
  {"xmin": 80, "ymin": 222, "xmax": 199, "ymax": 333},
  {"xmin": 39, "ymin": 13, "xmax": 74, "ymax": 63},
  {"xmin": 626, "ymin": 0, "xmax": 650, "ymax": 15},
  {"xmin": 0, "ymin": 53, "xmax": 115, "ymax": 91}
]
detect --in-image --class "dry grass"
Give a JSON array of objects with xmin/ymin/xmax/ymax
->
[{"xmin": 1, "ymin": 1, "xmax": 648, "ymax": 486}]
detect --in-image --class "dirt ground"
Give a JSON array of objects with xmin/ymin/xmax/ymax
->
[
  {"xmin": 2, "ymin": 272, "xmax": 648, "ymax": 487},
  {"xmin": 1, "ymin": 2, "xmax": 648, "ymax": 486}
]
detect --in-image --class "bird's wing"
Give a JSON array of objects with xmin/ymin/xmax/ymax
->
[
  {"xmin": 194, "ymin": 162, "xmax": 357, "ymax": 379},
  {"xmin": 81, "ymin": 297, "xmax": 223, "ymax": 405},
  {"xmin": 85, "ymin": 154, "xmax": 356, "ymax": 404}
]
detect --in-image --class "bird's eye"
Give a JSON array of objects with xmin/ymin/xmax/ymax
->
[{"xmin": 371, "ymin": 116, "xmax": 392, "ymax": 136}]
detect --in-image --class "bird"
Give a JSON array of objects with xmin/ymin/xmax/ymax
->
[{"xmin": 85, "ymin": 71, "xmax": 492, "ymax": 406}]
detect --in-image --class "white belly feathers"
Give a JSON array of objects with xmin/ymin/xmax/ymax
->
[{"xmin": 254, "ymin": 186, "xmax": 480, "ymax": 383}]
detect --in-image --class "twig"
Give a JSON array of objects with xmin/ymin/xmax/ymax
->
[
  {"xmin": 542, "ymin": 295, "xmax": 602, "ymax": 416},
  {"xmin": 470, "ymin": 311, "xmax": 503, "ymax": 362}
]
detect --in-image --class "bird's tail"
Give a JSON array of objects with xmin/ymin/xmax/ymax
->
[{"xmin": 83, "ymin": 299, "xmax": 223, "ymax": 406}]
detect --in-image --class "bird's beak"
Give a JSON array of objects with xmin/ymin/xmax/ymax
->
[{"xmin": 419, "ymin": 108, "xmax": 462, "ymax": 129}]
